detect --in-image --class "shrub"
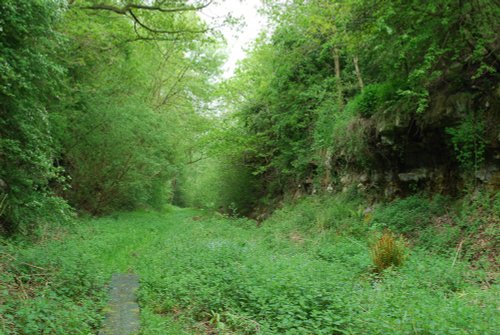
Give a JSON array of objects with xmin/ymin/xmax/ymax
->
[
  {"xmin": 345, "ymin": 82, "xmax": 397, "ymax": 118},
  {"xmin": 370, "ymin": 231, "xmax": 406, "ymax": 272},
  {"xmin": 446, "ymin": 112, "xmax": 487, "ymax": 175},
  {"xmin": 371, "ymin": 195, "xmax": 450, "ymax": 234},
  {"xmin": 0, "ymin": 0, "xmax": 70, "ymax": 235}
]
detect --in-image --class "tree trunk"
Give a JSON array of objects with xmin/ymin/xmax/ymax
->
[
  {"xmin": 353, "ymin": 56, "xmax": 364, "ymax": 91},
  {"xmin": 333, "ymin": 47, "xmax": 343, "ymax": 109}
]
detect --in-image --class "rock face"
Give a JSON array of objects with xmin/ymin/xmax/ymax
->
[
  {"xmin": 476, "ymin": 165, "xmax": 500, "ymax": 189},
  {"xmin": 337, "ymin": 84, "xmax": 500, "ymax": 196},
  {"xmin": 398, "ymin": 169, "xmax": 429, "ymax": 182},
  {"xmin": 0, "ymin": 179, "xmax": 7, "ymax": 190},
  {"xmin": 99, "ymin": 274, "xmax": 140, "ymax": 335}
]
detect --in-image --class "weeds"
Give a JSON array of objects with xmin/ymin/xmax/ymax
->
[
  {"xmin": 370, "ymin": 231, "xmax": 406, "ymax": 272},
  {"xmin": 2, "ymin": 201, "xmax": 497, "ymax": 334}
]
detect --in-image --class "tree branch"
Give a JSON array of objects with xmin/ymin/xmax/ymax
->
[
  {"xmin": 128, "ymin": 9, "xmax": 209, "ymax": 35},
  {"xmin": 81, "ymin": 1, "xmax": 213, "ymax": 14},
  {"xmin": 186, "ymin": 155, "xmax": 207, "ymax": 165},
  {"xmin": 80, "ymin": 1, "xmax": 213, "ymax": 38}
]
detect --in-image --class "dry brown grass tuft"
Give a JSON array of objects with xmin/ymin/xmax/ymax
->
[{"xmin": 371, "ymin": 231, "xmax": 406, "ymax": 272}]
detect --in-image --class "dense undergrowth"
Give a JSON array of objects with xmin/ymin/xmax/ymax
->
[
  {"xmin": 0, "ymin": 232, "xmax": 107, "ymax": 333},
  {"xmin": 1, "ymin": 191, "xmax": 497, "ymax": 334}
]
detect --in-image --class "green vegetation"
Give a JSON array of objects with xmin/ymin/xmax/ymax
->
[
  {"xmin": 196, "ymin": 0, "xmax": 500, "ymax": 208},
  {"xmin": 1, "ymin": 0, "xmax": 498, "ymax": 334},
  {"xmin": 0, "ymin": 0, "xmax": 72, "ymax": 234},
  {"xmin": 1, "ymin": 206, "xmax": 498, "ymax": 334},
  {"xmin": 1, "ymin": 0, "xmax": 221, "ymax": 234},
  {"xmin": 446, "ymin": 113, "xmax": 487, "ymax": 176}
]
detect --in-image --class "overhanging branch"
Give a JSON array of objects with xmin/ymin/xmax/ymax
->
[
  {"xmin": 81, "ymin": 1, "xmax": 214, "ymax": 14},
  {"xmin": 129, "ymin": 9, "xmax": 209, "ymax": 35},
  {"xmin": 80, "ymin": 1, "xmax": 213, "ymax": 38}
]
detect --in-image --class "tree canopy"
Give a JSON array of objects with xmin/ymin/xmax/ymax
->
[
  {"xmin": 0, "ymin": 0, "xmax": 223, "ymax": 232},
  {"xmin": 0, "ymin": 0, "xmax": 498, "ymax": 230}
]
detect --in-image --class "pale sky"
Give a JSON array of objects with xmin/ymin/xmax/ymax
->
[{"xmin": 202, "ymin": 0, "xmax": 266, "ymax": 78}]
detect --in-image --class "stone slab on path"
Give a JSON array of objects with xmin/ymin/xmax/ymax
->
[{"xmin": 99, "ymin": 273, "xmax": 140, "ymax": 335}]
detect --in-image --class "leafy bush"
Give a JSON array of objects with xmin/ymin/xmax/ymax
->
[
  {"xmin": 346, "ymin": 82, "xmax": 397, "ymax": 118},
  {"xmin": 446, "ymin": 112, "xmax": 487, "ymax": 174},
  {"xmin": 4, "ymin": 194, "xmax": 73, "ymax": 238},
  {"xmin": 0, "ymin": 0, "xmax": 70, "ymax": 234}
]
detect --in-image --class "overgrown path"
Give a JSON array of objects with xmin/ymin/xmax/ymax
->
[
  {"xmin": 2, "ymin": 208, "xmax": 497, "ymax": 334},
  {"xmin": 99, "ymin": 274, "xmax": 140, "ymax": 335}
]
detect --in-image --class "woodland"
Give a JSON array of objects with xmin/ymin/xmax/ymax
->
[{"xmin": 0, "ymin": 0, "xmax": 499, "ymax": 334}]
